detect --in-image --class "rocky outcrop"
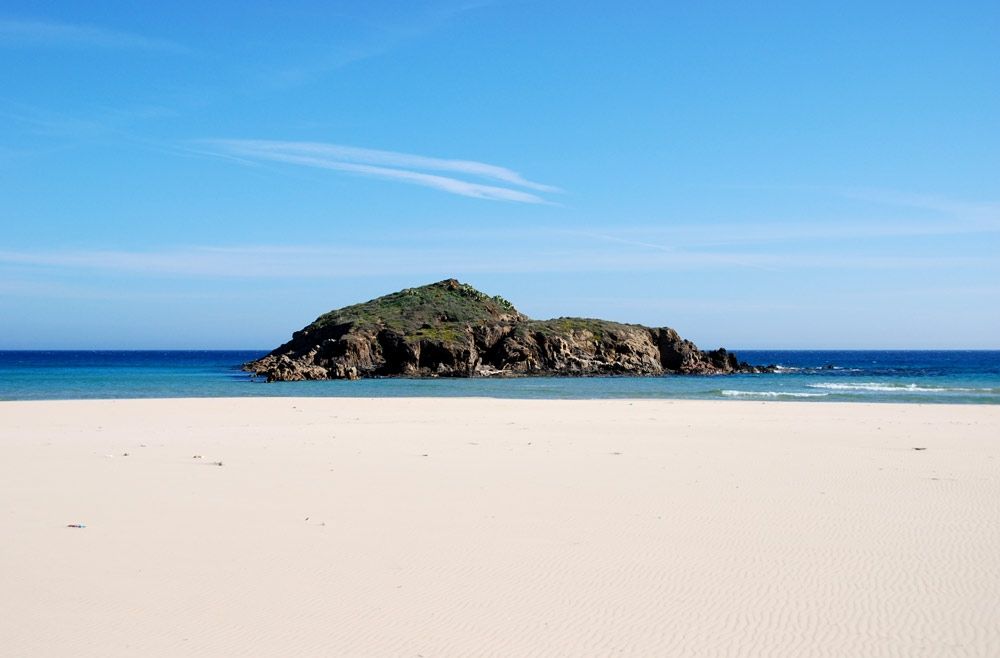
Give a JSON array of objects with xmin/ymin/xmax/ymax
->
[{"xmin": 245, "ymin": 279, "xmax": 770, "ymax": 381}]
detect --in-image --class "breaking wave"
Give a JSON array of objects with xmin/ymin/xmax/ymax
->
[
  {"xmin": 771, "ymin": 365, "xmax": 864, "ymax": 374},
  {"xmin": 806, "ymin": 382, "xmax": 994, "ymax": 394},
  {"xmin": 721, "ymin": 390, "xmax": 829, "ymax": 398}
]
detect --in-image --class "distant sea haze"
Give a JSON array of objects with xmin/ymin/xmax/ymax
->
[{"xmin": 1, "ymin": 350, "xmax": 998, "ymax": 404}]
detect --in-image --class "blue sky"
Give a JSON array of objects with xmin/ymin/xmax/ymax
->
[{"xmin": 1, "ymin": 1, "xmax": 998, "ymax": 349}]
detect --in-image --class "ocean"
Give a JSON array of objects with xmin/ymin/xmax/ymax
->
[{"xmin": 1, "ymin": 350, "xmax": 998, "ymax": 404}]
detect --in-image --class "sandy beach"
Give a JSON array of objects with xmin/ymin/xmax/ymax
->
[{"xmin": 1, "ymin": 398, "xmax": 998, "ymax": 657}]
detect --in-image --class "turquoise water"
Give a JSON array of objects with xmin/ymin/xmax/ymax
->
[{"xmin": 1, "ymin": 350, "xmax": 998, "ymax": 404}]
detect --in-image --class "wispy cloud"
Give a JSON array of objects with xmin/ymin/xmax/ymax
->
[
  {"xmin": 0, "ymin": 18, "xmax": 190, "ymax": 53},
  {"xmin": 570, "ymin": 219, "xmax": 1000, "ymax": 249},
  {"xmin": 833, "ymin": 186, "xmax": 999, "ymax": 215},
  {"xmin": 704, "ymin": 184, "xmax": 1000, "ymax": 229},
  {"xmin": 200, "ymin": 139, "xmax": 559, "ymax": 203},
  {"xmin": 0, "ymin": 243, "xmax": 990, "ymax": 280},
  {"xmin": 262, "ymin": 1, "xmax": 496, "ymax": 88},
  {"xmin": 214, "ymin": 140, "xmax": 560, "ymax": 192}
]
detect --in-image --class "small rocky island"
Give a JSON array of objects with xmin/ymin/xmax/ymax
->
[{"xmin": 245, "ymin": 279, "xmax": 769, "ymax": 381}]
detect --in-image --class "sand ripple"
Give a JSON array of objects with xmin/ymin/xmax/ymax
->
[{"xmin": 0, "ymin": 398, "xmax": 998, "ymax": 656}]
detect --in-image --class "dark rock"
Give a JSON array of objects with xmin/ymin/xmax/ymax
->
[{"xmin": 244, "ymin": 279, "xmax": 772, "ymax": 381}]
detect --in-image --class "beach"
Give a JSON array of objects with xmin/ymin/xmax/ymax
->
[{"xmin": 1, "ymin": 397, "xmax": 998, "ymax": 657}]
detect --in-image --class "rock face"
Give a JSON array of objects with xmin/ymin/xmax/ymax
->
[{"xmin": 245, "ymin": 279, "xmax": 769, "ymax": 381}]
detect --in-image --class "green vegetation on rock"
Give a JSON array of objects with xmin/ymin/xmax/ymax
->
[{"xmin": 309, "ymin": 278, "xmax": 522, "ymax": 341}]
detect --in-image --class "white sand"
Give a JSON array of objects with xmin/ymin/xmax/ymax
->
[{"xmin": 1, "ymin": 398, "xmax": 998, "ymax": 657}]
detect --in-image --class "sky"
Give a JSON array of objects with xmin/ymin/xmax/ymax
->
[{"xmin": 1, "ymin": 1, "xmax": 998, "ymax": 349}]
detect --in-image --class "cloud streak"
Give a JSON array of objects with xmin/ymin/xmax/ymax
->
[
  {"xmin": 0, "ymin": 18, "xmax": 190, "ymax": 53},
  {"xmin": 261, "ymin": 1, "xmax": 498, "ymax": 89},
  {"xmin": 0, "ymin": 243, "xmax": 990, "ymax": 280},
  {"xmin": 200, "ymin": 139, "xmax": 559, "ymax": 203}
]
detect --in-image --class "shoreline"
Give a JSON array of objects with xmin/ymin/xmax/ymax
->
[
  {"xmin": 0, "ymin": 393, "xmax": 995, "ymax": 401},
  {"xmin": 2, "ymin": 395, "xmax": 998, "ymax": 407},
  {"xmin": 2, "ymin": 397, "xmax": 998, "ymax": 656}
]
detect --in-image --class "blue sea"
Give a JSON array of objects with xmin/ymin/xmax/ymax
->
[{"xmin": 1, "ymin": 350, "xmax": 998, "ymax": 404}]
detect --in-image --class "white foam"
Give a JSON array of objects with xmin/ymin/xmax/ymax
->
[
  {"xmin": 721, "ymin": 390, "xmax": 829, "ymax": 398},
  {"xmin": 807, "ymin": 382, "xmax": 986, "ymax": 394}
]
